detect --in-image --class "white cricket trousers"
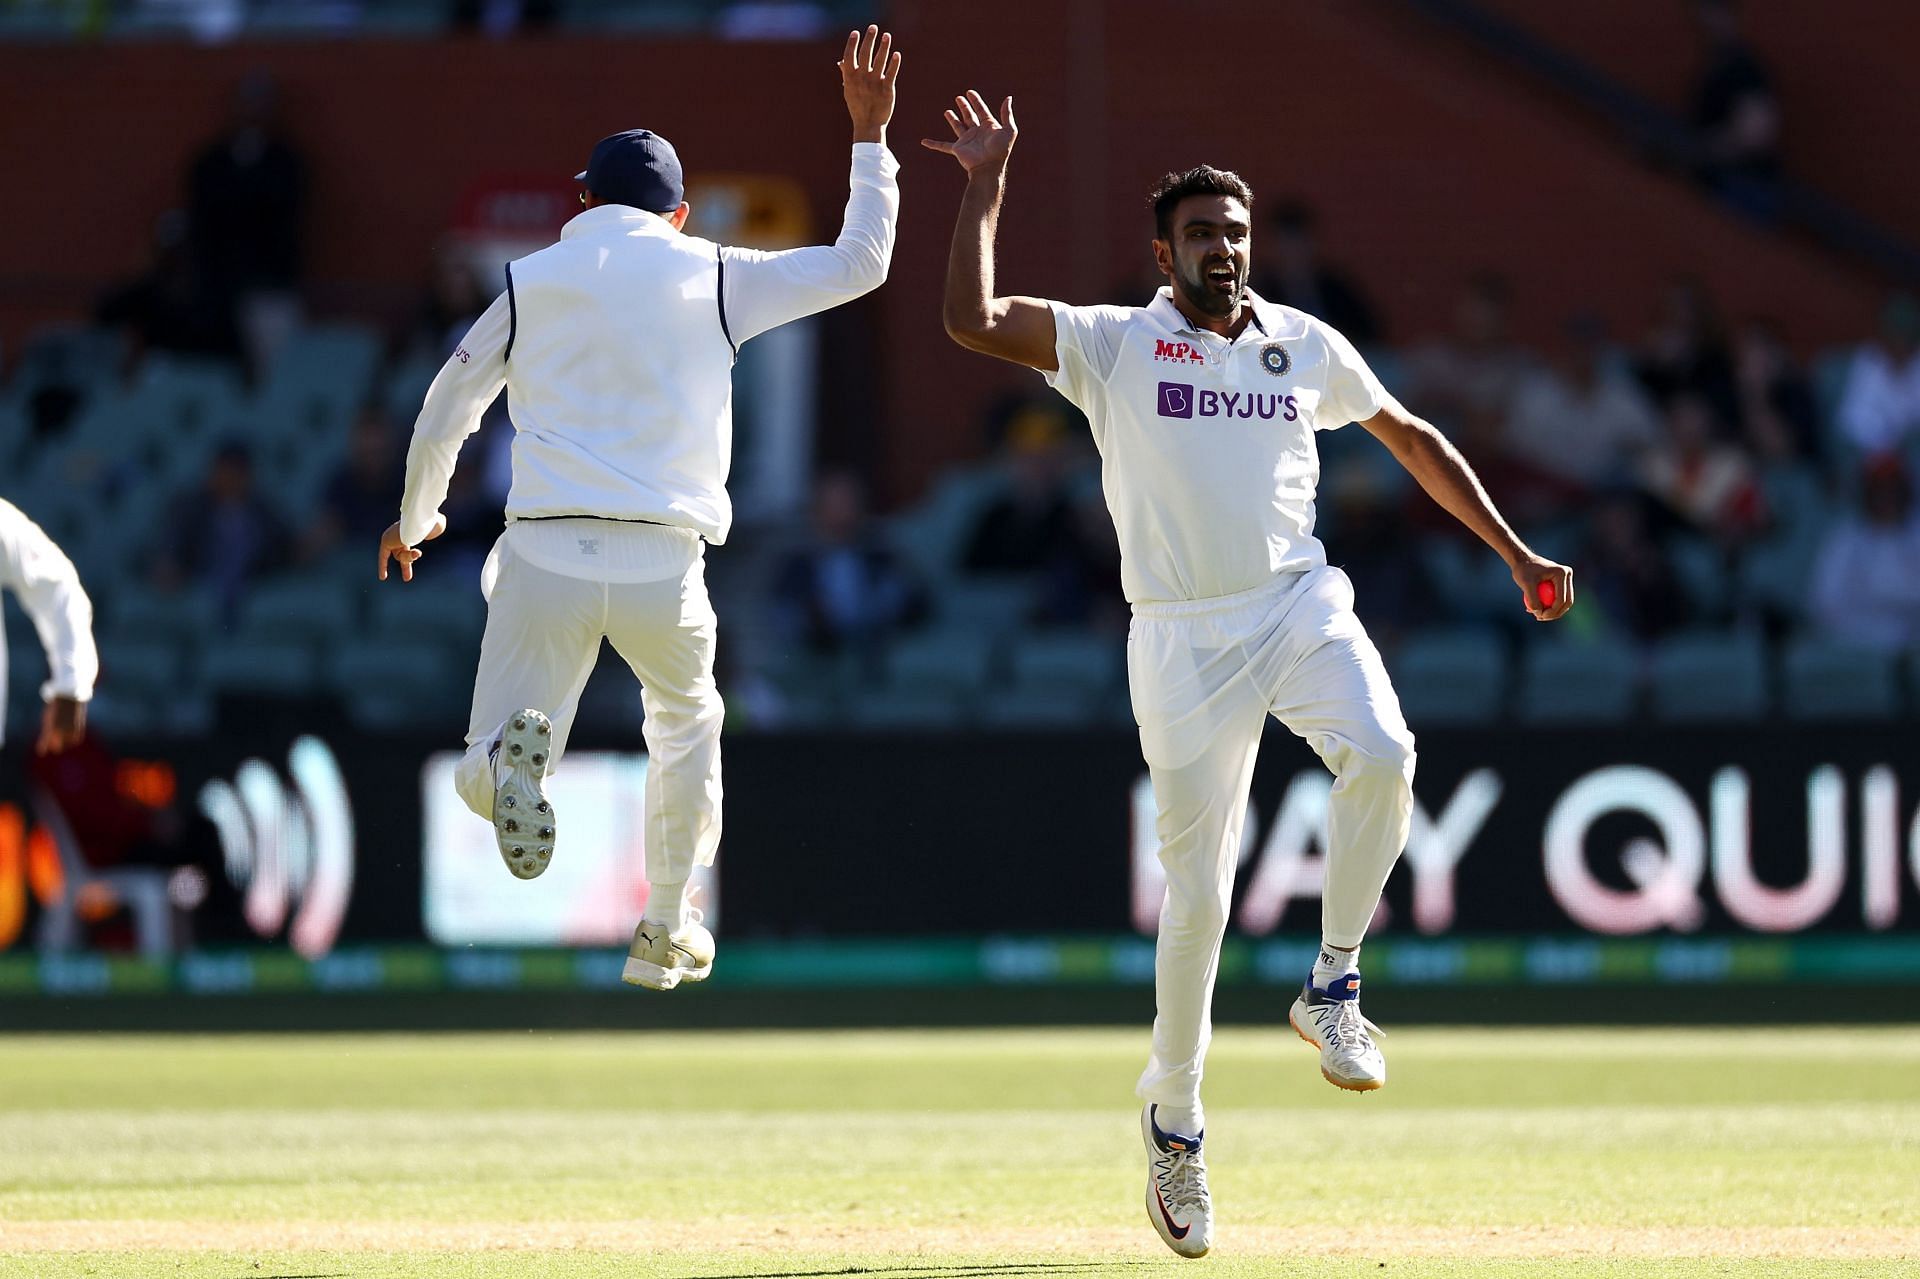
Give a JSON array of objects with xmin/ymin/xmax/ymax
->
[
  {"xmin": 451, "ymin": 536, "xmax": 724, "ymax": 888},
  {"xmin": 1132, "ymin": 564, "xmax": 1415, "ymax": 1110}
]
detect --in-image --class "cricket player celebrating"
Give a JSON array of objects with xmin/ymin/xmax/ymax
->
[
  {"xmin": 0, "ymin": 499, "xmax": 97, "ymax": 757},
  {"xmin": 380, "ymin": 27, "xmax": 904, "ymax": 991},
  {"xmin": 925, "ymin": 92, "xmax": 1573, "ymax": 1257}
]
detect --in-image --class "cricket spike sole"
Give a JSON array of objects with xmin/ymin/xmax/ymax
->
[
  {"xmin": 1289, "ymin": 1008, "xmax": 1385, "ymax": 1092},
  {"xmin": 494, "ymin": 709, "xmax": 555, "ymax": 880}
]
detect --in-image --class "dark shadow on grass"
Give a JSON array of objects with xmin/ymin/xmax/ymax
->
[{"xmin": 688, "ymin": 1265, "xmax": 1158, "ymax": 1279}]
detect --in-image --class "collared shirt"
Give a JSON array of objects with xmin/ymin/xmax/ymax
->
[
  {"xmin": 1044, "ymin": 287, "xmax": 1386, "ymax": 604},
  {"xmin": 0, "ymin": 500, "xmax": 97, "ymax": 742},
  {"xmin": 400, "ymin": 142, "xmax": 900, "ymax": 562}
]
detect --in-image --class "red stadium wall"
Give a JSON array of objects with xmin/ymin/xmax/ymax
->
[
  {"xmin": 0, "ymin": 1, "xmax": 1890, "ymax": 504},
  {"xmin": 1467, "ymin": 0, "xmax": 1920, "ymax": 243}
]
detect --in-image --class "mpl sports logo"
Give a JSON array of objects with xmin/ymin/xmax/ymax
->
[
  {"xmin": 1152, "ymin": 339, "xmax": 1207, "ymax": 365},
  {"xmin": 1157, "ymin": 381, "xmax": 1300, "ymax": 422}
]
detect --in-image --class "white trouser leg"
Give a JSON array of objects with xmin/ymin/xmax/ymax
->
[
  {"xmin": 1129, "ymin": 595, "xmax": 1273, "ymax": 1111},
  {"xmin": 605, "ymin": 556, "xmax": 725, "ymax": 887},
  {"xmin": 453, "ymin": 543, "xmax": 607, "ymax": 821},
  {"xmin": 1268, "ymin": 567, "xmax": 1417, "ymax": 949}
]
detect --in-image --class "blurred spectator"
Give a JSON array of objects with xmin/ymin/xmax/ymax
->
[
  {"xmin": 773, "ymin": 470, "xmax": 926, "ymax": 657},
  {"xmin": 30, "ymin": 732, "xmax": 240, "ymax": 948},
  {"xmin": 1578, "ymin": 490, "xmax": 1690, "ymax": 641},
  {"xmin": 1639, "ymin": 393, "xmax": 1766, "ymax": 546},
  {"xmin": 188, "ymin": 73, "xmax": 308, "ymax": 373},
  {"xmin": 1635, "ymin": 278, "xmax": 1737, "ymax": 424},
  {"xmin": 151, "ymin": 441, "xmax": 290, "ymax": 620},
  {"xmin": 450, "ymin": 0, "xmax": 557, "ymax": 37},
  {"xmin": 18, "ymin": 352, "xmax": 88, "ymax": 455},
  {"xmin": 130, "ymin": 0, "xmax": 246, "ymax": 42},
  {"xmin": 1403, "ymin": 271, "xmax": 1532, "ymax": 437},
  {"xmin": 1326, "ymin": 469, "xmax": 1438, "ymax": 649},
  {"xmin": 1835, "ymin": 293, "xmax": 1920, "ymax": 457},
  {"xmin": 1808, "ymin": 456, "xmax": 1920, "ymax": 652},
  {"xmin": 1689, "ymin": 0, "xmax": 1782, "ymax": 217},
  {"xmin": 1734, "ymin": 317, "xmax": 1822, "ymax": 464},
  {"xmin": 963, "ymin": 403, "xmax": 1122, "ymax": 628},
  {"xmin": 1252, "ymin": 201, "xmax": 1382, "ymax": 347},
  {"xmin": 409, "ymin": 241, "xmax": 490, "ymax": 361},
  {"xmin": 95, "ymin": 210, "xmax": 244, "ymax": 371},
  {"xmin": 718, "ymin": 0, "xmax": 830, "ymax": 39},
  {"xmin": 299, "ymin": 407, "xmax": 404, "ymax": 565},
  {"xmin": 1504, "ymin": 313, "xmax": 1659, "ymax": 487}
]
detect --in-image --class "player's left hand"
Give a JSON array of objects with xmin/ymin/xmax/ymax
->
[
  {"xmin": 1514, "ymin": 556, "xmax": 1574, "ymax": 621},
  {"xmin": 378, "ymin": 517, "xmax": 444, "ymax": 583},
  {"xmin": 34, "ymin": 695, "xmax": 85, "ymax": 756}
]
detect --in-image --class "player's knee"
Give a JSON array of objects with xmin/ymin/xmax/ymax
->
[
  {"xmin": 1161, "ymin": 890, "xmax": 1230, "ymax": 943},
  {"xmin": 1346, "ymin": 729, "xmax": 1416, "ymax": 799}
]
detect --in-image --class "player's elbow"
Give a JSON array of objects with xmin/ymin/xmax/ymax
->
[{"xmin": 942, "ymin": 305, "xmax": 995, "ymax": 352}]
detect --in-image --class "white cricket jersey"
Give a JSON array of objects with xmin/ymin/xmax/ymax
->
[
  {"xmin": 1045, "ymin": 287, "xmax": 1387, "ymax": 604},
  {"xmin": 0, "ymin": 499, "xmax": 97, "ymax": 744},
  {"xmin": 400, "ymin": 142, "xmax": 901, "ymax": 560}
]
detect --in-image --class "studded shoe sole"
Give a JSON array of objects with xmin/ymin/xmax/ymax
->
[{"xmin": 493, "ymin": 709, "xmax": 555, "ymax": 880}]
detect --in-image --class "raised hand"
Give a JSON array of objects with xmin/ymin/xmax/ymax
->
[
  {"xmin": 922, "ymin": 90, "xmax": 1017, "ymax": 176},
  {"xmin": 839, "ymin": 25, "xmax": 901, "ymax": 144}
]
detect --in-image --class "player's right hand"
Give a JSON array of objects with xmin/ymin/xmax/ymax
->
[
  {"xmin": 377, "ymin": 517, "xmax": 444, "ymax": 583},
  {"xmin": 840, "ymin": 25, "xmax": 901, "ymax": 144},
  {"xmin": 1514, "ymin": 556, "xmax": 1574, "ymax": 621},
  {"xmin": 922, "ymin": 90, "xmax": 1017, "ymax": 175}
]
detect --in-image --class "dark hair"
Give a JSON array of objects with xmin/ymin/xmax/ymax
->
[{"xmin": 1148, "ymin": 166, "xmax": 1254, "ymax": 240}]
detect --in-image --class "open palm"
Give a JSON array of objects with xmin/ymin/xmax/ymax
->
[{"xmin": 922, "ymin": 90, "xmax": 1016, "ymax": 174}]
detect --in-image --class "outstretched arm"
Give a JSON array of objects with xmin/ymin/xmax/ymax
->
[
  {"xmin": 1360, "ymin": 399, "xmax": 1575, "ymax": 621},
  {"xmin": 720, "ymin": 27, "xmax": 903, "ymax": 345},
  {"xmin": 923, "ymin": 90, "xmax": 1056, "ymax": 370}
]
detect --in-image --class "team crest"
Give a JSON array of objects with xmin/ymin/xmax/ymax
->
[{"xmin": 1259, "ymin": 343, "xmax": 1292, "ymax": 377}]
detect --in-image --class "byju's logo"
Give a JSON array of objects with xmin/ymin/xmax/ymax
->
[
  {"xmin": 1154, "ymin": 381, "xmax": 1300, "ymax": 423},
  {"xmin": 1158, "ymin": 381, "xmax": 1194, "ymax": 418}
]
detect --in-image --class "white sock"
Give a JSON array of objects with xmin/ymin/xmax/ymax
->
[
  {"xmin": 1311, "ymin": 944, "xmax": 1358, "ymax": 991},
  {"xmin": 644, "ymin": 879, "xmax": 690, "ymax": 931},
  {"xmin": 1155, "ymin": 1102, "xmax": 1204, "ymax": 1137}
]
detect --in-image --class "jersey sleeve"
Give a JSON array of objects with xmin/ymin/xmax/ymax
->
[
  {"xmin": 719, "ymin": 143, "xmax": 899, "ymax": 346},
  {"xmin": 0, "ymin": 501, "xmax": 97, "ymax": 702},
  {"xmin": 1314, "ymin": 318, "xmax": 1387, "ymax": 431},
  {"xmin": 399, "ymin": 292, "xmax": 510, "ymax": 546},
  {"xmin": 1042, "ymin": 302, "xmax": 1134, "ymax": 414}
]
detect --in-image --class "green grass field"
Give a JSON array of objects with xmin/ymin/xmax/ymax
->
[{"xmin": 2, "ymin": 1026, "xmax": 1916, "ymax": 1277}]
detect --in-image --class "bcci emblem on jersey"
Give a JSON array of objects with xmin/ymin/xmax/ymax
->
[{"xmin": 1259, "ymin": 343, "xmax": 1292, "ymax": 377}]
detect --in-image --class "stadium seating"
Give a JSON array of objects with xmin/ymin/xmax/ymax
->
[
  {"xmin": 1517, "ymin": 638, "xmax": 1640, "ymax": 724},
  {"xmin": 1392, "ymin": 627, "xmax": 1509, "ymax": 725},
  {"xmin": 200, "ymin": 636, "xmax": 321, "ymax": 699},
  {"xmin": 331, "ymin": 637, "xmax": 469, "ymax": 732},
  {"xmin": 885, "ymin": 627, "xmax": 997, "ymax": 702},
  {"xmin": 1649, "ymin": 631, "xmax": 1770, "ymax": 722},
  {"xmin": 1782, "ymin": 638, "xmax": 1901, "ymax": 720}
]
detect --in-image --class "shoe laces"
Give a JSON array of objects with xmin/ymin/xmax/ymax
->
[
  {"xmin": 1326, "ymin": 998, "xmax": 1385, "ymax": 1056},
  {"xmin": 1155, "ymin": 1145, "xmax": 1209, "ymax": 1214}
]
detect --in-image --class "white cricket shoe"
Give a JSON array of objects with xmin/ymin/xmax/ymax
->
[
  {"xmin": 1288, "ymin": 972, "xmax": 1387, "ymax": 1091},
  {"xmin": 1141, "ymin": 1105, "xmax": 1213, "ymax": 1258},
  {"xmin": 622, "ymin": 910, "xmax": 715, "ymax": 991},
  {"xmin": 492, "ymin": 709, "xmax": 555, "ymax": 881}
]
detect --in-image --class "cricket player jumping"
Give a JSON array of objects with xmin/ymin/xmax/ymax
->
[
  {"xmin": 926, "ymin": 91, "xmax": 1573, "ymax": 1257},
  {"xmin": 0, "ymin": 499, "xmax": 97, "ymax": 757},
  {"xmin": 380, "ymin": 27, "xmax": 904, "ymax": 991}
]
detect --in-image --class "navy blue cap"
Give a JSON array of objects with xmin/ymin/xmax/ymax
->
[{"xmin": 574, "ymin": 129, "xmax": 684, "ymax": 213}]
